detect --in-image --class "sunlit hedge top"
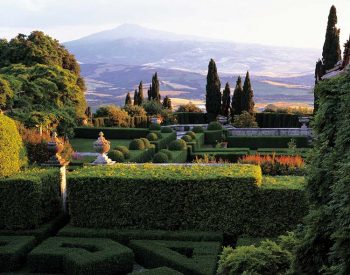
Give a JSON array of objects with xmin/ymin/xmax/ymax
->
[
  {"xmin": 0, "ymin": 114, "xmax": 24, "ymax": 177},
  {"xmin": 69, "ymin": 163, "xmax": 262, "ymax": 185}
]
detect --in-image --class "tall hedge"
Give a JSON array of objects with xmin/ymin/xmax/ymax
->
[
  {"xmin": 67, "ymin": 164, "xmax": 307, "ymax": 236},
  {"xmin": 255, "ymin": 113, "xmax": 302, "ymax": 128},
  {"xmin": 74, "ymin": 127, "xmax": 149, "ymax": 139},
  {"xmin": 0, "ymin": 114, "xmax": 24, "ymax": 177},
  {"xmin": 0, "ymin": 168, "xmax": 61, "ymax": 230}
]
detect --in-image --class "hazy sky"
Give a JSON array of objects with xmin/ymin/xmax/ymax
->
[{"xmin": 0, "ymin": 0, "xmax": 349, "ymax": 49}]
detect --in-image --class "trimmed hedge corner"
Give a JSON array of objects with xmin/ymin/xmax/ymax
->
[
  {"xmin": 169, "ymin": 139, "xmax": 187, "ymax": 151},
  {"xmin": 0, "ymin": 168, "xmax": 61, "ymax": 230},
  {"xmin": 28, "ymin": 237, "xmax": 134, "ymax": 274}
]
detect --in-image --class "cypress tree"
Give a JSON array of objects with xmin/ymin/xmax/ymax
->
[
  {"xmin": 205, "ymin": 59, "xmax": 221, "ymax": 116},
  {"xmin": 151, "ymin": 73, "xmax": 161, "ymax": 102},
  {"xmin": 162, "ymin": 96, "xmax": 172, "ymax": 110},
  {"xmin": 125, "ymin": 92, "xmax": 132, "ymax": 106},
  {"xmin": 322, "ymin": 5, "xmax": 341, "ymax": 71},
  {"xmin": 138, "ymin": 81, "xmax": 144, "ymax": 105},
  {"xmin": 231, "ymin": 76, "xmax": 243, "ymax": 116},
  {"xmin": 221, "ymin": 82, "xmax": 231, "ymax": 117},
  {"xmin": 133, "ymin": 89, "xmax": 139, "ymax": 105},
  {"xmin": 241, "ymin": 71, "xmax": 255, "ymax": 114},
  {"xmin": 342, "ymin": 35, "xmax": 350, "ymax": 68},
  {"xmin": 147, "ymin": 84, "xmax": 152, "ymax": 101}
]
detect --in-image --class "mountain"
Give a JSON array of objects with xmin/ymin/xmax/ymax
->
[{"xmin": 64, "ymin": 24, "xmax": 317, "ymax": 109}]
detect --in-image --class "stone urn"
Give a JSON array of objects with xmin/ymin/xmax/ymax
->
[
  {"xmin": 91, "ymin": 132, "xmax": 115, "ymax": 165},
  {"xmin": 299, "ymin": 116, "xmax": 310, "ymax": 129},
  {"xmin": 45, "ymin": 132, "xmax": 69, "ymax": 166}
]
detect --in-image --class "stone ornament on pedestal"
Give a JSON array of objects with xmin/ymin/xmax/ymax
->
[
  {"xmin": 45, "ymin": 132, "xmax": 69, "ymax": 166},
  {"xmin": 91, "ymin": 132, "xmax": 115, "ymax": 165},
  {"xmin": 299, "ymin": 117, "xmax": 310, "ymax": 130}
]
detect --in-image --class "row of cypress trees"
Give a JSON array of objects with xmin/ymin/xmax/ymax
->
[{"xmin": 206, "ymin": 58, "xmax": 255, "ymax": 118}]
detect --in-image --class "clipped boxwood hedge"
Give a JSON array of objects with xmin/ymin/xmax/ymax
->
[
  {"xmin": 147, "ymin": 132, "xmax": 159, "ymax": 141},
  {"xmin": 28, "ymin": 237, "xmax": 134, "ymax": 274},
  {"xmin": 74, "ymin": 127, "xmax": 149, "ymax": 139},
  {"xmin": 0, "ymin": 168, "xmax": 61, "ymax": 230},
  {"xmin": 129, "ymin": 240, "xmax": 221, "ymax": 275},
  {"xmin": 129, "ymin": 139, "xmax": 145, "ymax": 150},
  {"xmin": 153, "ymin": 152, "xmax": 169, "ymax": 163},
  {"xmin": 0, "ymin": 114, "xmax": 25, "ymax": 177},
  {"xmin": 150, "ymin": 132, "xmax": 177, "ymax": 152},
  {"xmin": 0, "ymin": 235, "xmax": 36, "ymax": 272},
  {"xmin": 181, "ymin": 134, "xmax": 193, "ymax": 142},
  {"xmin": 130, "ymin": 267, "xmax": 182, "ymax": 275},
  {"xmin": 169, "ymin": 139, "xmax": 187, "ymax": 151},
  {"xmin": 204, "ymin": 130, "xmax": 223, "ymax": 145},
  {"xmin": 227, "ymin": 136, "xmax": 309, "ymax": 150},
  {"xmin": 129, "ymin": 147, "xmax": 155, "ymax": 163}
]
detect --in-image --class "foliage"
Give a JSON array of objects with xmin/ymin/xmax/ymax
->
[
  {"xmin": 263, "ymin": 105, "xmax": 313, "ymax": 116},
  {"xmin": 114, "ymin": 145, "xmax": 130, "ymax": 159},
  {"xmin": 239, "ymin": 154, "xmax": 305, "ymax": 175},
  {"xmin": 147, "ymin": 132, "xmax": 158, "ymax": 141},
  {"xmin": 130, "ymin": 240, "xmax": 221, "ymax": 275},
  {"xmin": 148, "ymin": 73, "xmax": 161, "ymax": 102},
  {"xmin": 133, "ymin": 81, "xmax": 144, "ymax": 106},
  {"xmin": 129, "ymin": 139, "xmax": 145, "ymax": 150},
  {"xmin": 28, "ymin": 237, "xmax": 134, "ymax": 274},
  {"xmin": 123, "ymin": 104, "xmax": 147, "ymax": 117},
  {"xmin": 207, "ymin": 121, "xmax": 223, "ymax": 130},
  {"xmin": 153, "ymin": 152, "xmax": 169, "ymax": 163},
  {"xmin": 162, "ymin": 95, "xmax": 172, "ymax": 110},
  {"xmin": 204, "ymin": 130, "xmax": 223, "ymax": 145},
  {"xmin": 142, "ymin": 100, "xmax": 163, "ymax": 116},
  {"xmin": 255, "ymin": 112, "xmax": 302, "ymax": 128},
  {"xmin": 130, "ymin": 267, "xmax": 182, "ymax": 275},
  {"xmin": 233, "ymin": 111, "xmax": 258, "ymax": 128},
  {"xmin": 231, "ymin": 76, "xmax": 243, "ymax": 116},
  {"xmin": 124, "ymin": 92, "xmax": 132, "ymax": 106},
  {"xmin": 185, "ymin": 131, "xmax": 196, "ymax": 139},
  {"xmin": 150, "ymin": 132, "xmax": 177, "ymax": 152},
  {"xmin": 241, "ymin": 71, "xmax": 255, "ymax": 114},
  {"xmin": 176, "ymin": 102, "xmax": 202, "ymax": 113},
  {"xmin": 0, "ymin": 236, "xmax": 36, "ymax": 272},
  {"xmin": 74, "ymin": 127, "xmax": 149, "ymax": 139},
  {"xmin": 108, "ymin": 150, "xmax": 125, "ymax": 162},
  {"xmin": 0, "ymin": 77, "xmax": 13, "ymax": 109},
  {"xmin": 221, "ymin": 82, "xmax": 231, "ymax": 116},
  {"xmin": 149, "ymin": 123, "xmax": 161, "ymax": 131},
  {"xmin": 206, "ymin": 59, "xmax": 221, "ymax": 116},
  {"xmin": 140, "ymin": 138, "xmax": 151, "ymax": 149},
  {"xmin": 94, "ymin": 105, "xmax": 130, "ymax": 127},
  {"xmin": 168, "ymin": 139, "xmax": 187, "ymax": 151},
  {"xmin": 0, "ymin": 114, "xmax": 25, "ymax": 177},
  {"xmin": 158, "ymin": 149, "xmax": 172, "ymax": 160},
  {"xmin": 0, "ymin": 168, "xmax": 61, "ymax": 230},
  {"xmin": 161, "ymin": 126, "xmax": 173, "ymax": 133},
  {"xmin": 181, "ymin": 134, "xmax": 192, "ymax": 142},
  {"xmin": 192, "ymin": 126, "xmax": 204, "ymax": 133}
]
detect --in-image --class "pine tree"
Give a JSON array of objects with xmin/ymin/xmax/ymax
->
[
  {"xmin": 151, "ymin": 73, "xmax": 161, "ymax": 102},
  {"xmin": 138, "ymin": 81, "xmax": 144, "ymax": 105},
  {"xmin": 125, "ymin": 92, "xmax": 132, "ymax": 106},
  {"xmin": 241, "ymin": 71, "xmax": 255, "ymax": 114},
  {"xmin": 205, "ymin": 59, "xmax": 221, "ymax": 116},
  {"xmin": 232, "ymin": 76, "xmax": 243, "ymax": 117},
  {"xmin": 322, "ymin": 5, "xmax": 341, "ymax": 71},
  {"xmin": 221, "ymin": 82, "xmax": 231, "ymax": 117},
  {"xmin": 133, "ymin": 90, "xmax": 139, "ymax": 105},
  {"xmin": 162, "ymin": 96, "xmax": 172, "ymax": 110}
]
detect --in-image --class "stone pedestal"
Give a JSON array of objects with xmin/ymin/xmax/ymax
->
[{"xmin": 90, "ymin": 132, "xmax": 115, "ymax": 165}]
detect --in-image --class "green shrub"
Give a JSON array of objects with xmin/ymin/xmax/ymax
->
[
  {"xmin": 129, "ymin": 139, "xmax": 145, "ymax": 150},
  {"xmin": 74, "ymin": 127, "xmax": 149, "ymax": 139},
  {"xmin": 140, "ymin": 138, "xmax": 151, "ymax": 149},
  {"xmin": 175, "ymin": 112, "xmax": 207, "ymax": 124},
  {"xmin": 161, "ymin": 127, "xmax": 173, "ymax": 133},
  {"xmin": 155, "ymin": 132, "xmax": 162, "ymax": 139},
  {"xmin": 204, "ymin": 130, "xmax": 223, "ymax": 145},
  {"xmin": 130, "ymin": 240, "xmax": 220, "ymax": 275},
  {"xmin": 192, "ymin": 126, "xmax": 204, "ymax": 133},
  {"xmin": 28, "ymin": 237, "xmax": 134, "ymax": 274},
  {"xmin": 170, "ymin": 150, "xmax": 188, "ymax": 163},
  {"xmin": 147, "ymin": 132, "xmax": 159, "ymax": 141},
  {"xmin": 0, "ymin": 114, "xmax": 24, "ymax": 177},
  {"xmin": 255, "ymin": 112, "xmax": 301, "ymax": 128},
  {"xmin": 129, "ymin": 147, "xmax": 155, "ymax": 163},
  {"xmin": 169, "ymin": 139, "xmax": 187, "ymax": 151},
  {"xmin": 207, "ymin": 121, "xmax": 223, "ymax": 130},
  {"xmin": 153, "ymin": 152, "xmax": 169, "ymax": 163},
  {"xmin": 114, "ymin": 146, "xmax": 130, "ymax": 159},
  {"xmin": 108, "ymin": 150, "xmax": 125, "ymax": 163},
  {"xmin": 181, "ymin": 134, "xmax": 192, "ymax": 142},
  {"xmin": 0, "ymin": 168, "xmax": 61, "ymax": 230},
  {"xmin": 130, "ymin": 267, "xmax": 182, "ymax": 275},
  {"xmin": 58, "ymin": 225, "xmax": 223, "ymax": 244},
  {"xmin": 159, "ymin": 149, "xmax": 172, "ymax": 160},
  {"xmin": 151, "ymin": 132, "xmax": 177, "ymax": 152},
  {"xmin": 217, "ymin": 240, "xmax": 292, "ymax": 275},
  {"xmin": 186, "ymin": 131, "xmax": 196, "ymax": 139},
  {"xmin": 149, "ymin": 123, "xmax": 161, "ymax": 131}
]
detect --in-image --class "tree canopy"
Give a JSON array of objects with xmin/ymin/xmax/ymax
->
[{"xmin": 205, "ymin": 59, "xmax": 221, "ymax": 116}]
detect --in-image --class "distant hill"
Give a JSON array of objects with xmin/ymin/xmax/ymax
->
[{"xmin": 64, "ymin": 24, "xmax": 317, "ymax": 109}]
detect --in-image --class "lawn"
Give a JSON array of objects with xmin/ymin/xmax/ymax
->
[{"xmin": 70, "ymin": 138, "xmax": 132, "ymax": 152}]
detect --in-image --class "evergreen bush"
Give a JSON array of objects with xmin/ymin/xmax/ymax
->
[
  {"xmin": 129, "ymin": 139, "xmax": 145, "ymax": 150},
  {"xmin": 192, "ymin": 126, "xmax": 204, "ymax": 133},
  {"xmin": 186, "ymin": 131, "xmax": 196, "ymax": 139},
  {"xmin": 181, "ymin": 135, "xmax": 192, "ymax": 142},
  {"xmin": 140, "ymin": 138, "xmax": 151, "ymax": 149},
  {"xmin": 160, "ymin": 127, "xmax": 173, "ymax": 133},
  {"xmin": 108, "ymin": 150, "xmax": 125, "ymax": 163},
  {"xmin": 153, "ymin": 152, "xmax": 169, "ymax": 163},
  {"xmin": 149, "ymin": 123, "xmax": 161, "ymax": 131},
  {"xmin": 207, "ymin": 121, "xmax": 223, "ymax": 130},
  {"xmin": 159, "ymin": 149, "xmax": 172, "ymax": 160},
  {"xmin": 114, "ymin": 146, "xmax": 130, "ymax": 159},
  {"xmin": 147, "ymin": 132, "xmax": 158, "ymax": 141},
  {"xmin": 168, "ymin": 139, "xmax": 187, "ymax": 151}
]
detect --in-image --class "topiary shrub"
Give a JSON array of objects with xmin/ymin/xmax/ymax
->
[
  {"xmin": 207, "ymin": 121, "xmax": 223, "ymax": 130},
  {"xmin": 0, "ymin": 114, "xmax": 24, "ymax": 177},
  {"xmin": 192, "ymin": 126, "xmax": 204, "ymax": 133},
  {"xmin": 140, "ymin": 138, "xmax": 151, "ymax": 149},
  {"xmin": 153, "ymin": 152, "xmax": 169, "ymax": 163},
  {"xmin": 108, "ymin": 150, "xmax": 125, "ymax": 162},
  {"xmin": 114, "ymin": 146, "xmax": 130, "ymax": 159},
  {"xmin": 186, "ymin": 131, "xmax": 196, "ymax": 139},
  {"xmin": 181, "ymin": 135, "xmax": 193, "ymax": 142},
  {"xmin": 159, "ymin": 149, "xmax": 172, "ymax": 160},
  {"xmin": 149, "ymin": 123, "xmax": 161, "ymax": 131},
  {"xmin": 156, "ymin": 132, "xmax": 162, "ymax": 139},
  {"xmin": 147, "ymin": 132, "xmax": 158, "ymax": 141},
  {"xmin": 169, "ymin": 139, "xmax": 187, "ymax": 151},
  {"xmin": 129, "ymin": 139, "xmax": 145, "ymax": 150},
  {"xmin": 161, "ymin": 127, "xmax": 173, "ymax": 133}
]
